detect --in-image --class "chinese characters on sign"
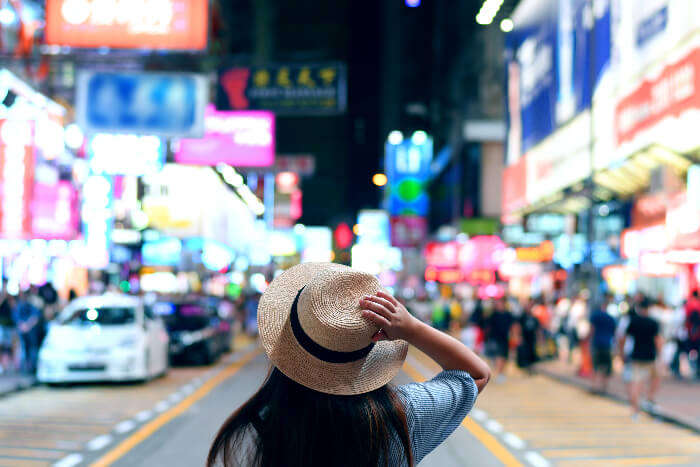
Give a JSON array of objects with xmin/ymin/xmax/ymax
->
[{"xmin": 218, "ymin": 63, "xmax": 347, "ymax": 115}]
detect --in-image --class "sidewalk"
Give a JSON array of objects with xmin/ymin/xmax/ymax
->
[
  {"xmin": 0, "ymin": 372, "xmax": 35, "ymax": 397},
  {"xmin": 536, "ymin": 359, "xmax": 700, "ymax": 433}
]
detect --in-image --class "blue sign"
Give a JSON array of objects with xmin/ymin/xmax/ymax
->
[
  {"xmin": 636, "ymin": 6, "xmax": 667, "ymax": 48},
  {"xmin": 506, "ymin": 0, "xmax": 611, "ymax": 155},
  {"xmin": 384, "ymin": 134, "xmax": 433, "ymax": 217},
  {"xmin": 142, "ymin": 237, "xmax": 182, "ymax": 266},
  {"xmin": 77, "ymin": 71, "xmax": 208, "ymax": 137}
]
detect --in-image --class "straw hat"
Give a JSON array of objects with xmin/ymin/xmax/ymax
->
[{"xmin": 258, "ymin": 262, "xmax": 408, "ymax": 395}]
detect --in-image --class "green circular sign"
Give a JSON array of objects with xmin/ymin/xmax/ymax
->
[{"xmin": 396, "ymin": 178, "xmax": 423, "ymax": 202}]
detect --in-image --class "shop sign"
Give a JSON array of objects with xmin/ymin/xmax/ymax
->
[
  {"xmin": 515, "ymin": 240, "xmax": 554, "ymax": 263},
  {"xmin": 390, "ymin": 216, "xmax": 427, "ymax": 248},
  {"xmin": 459, "ymin": 217, "xmax": 498, "ymax": 236},
  {"xmin": 385, "ymin": 135, "xmax": 433, "ymax": 217},
  {"xmin": 526, "ymin": 213, "xmax": 566, "ymax": 235},
  {"xmin": 553, "ymin": 234, "xmax": 586, "ymax": 269},
  {"xmin": 357, "ymin": 210, "xmax": 390, "ymax": 247},
  {"xmin": 615, "ymin": 46, "xmax": 700, "ymax": 146},
  {"xmin": 45, "ymin": 0, "xmax": 208, "ymax": 50},
  {"xmin": 142, "ymin": 237, "xmax": 182, "ymax": 267},
  {"xmin": 666, "ymin": 191, "xmax": 700, "ymax": 250},
  {"xmin": 638, "ymin": 251, "xmax": 678, "ymax": 277},
  {"xmin": 631, "ymin": 193, "xmax": 668, "ymax": 227},
  {"xmin": 76, "ymin": 71, "xmax": 208, "ymax": 138},
  {"xmin": 31, "ymin": 181, "xmax": 79, "ymax": 240},
  {"xmin": 301, "ymin": 226, "xmax": 332, "ymax": 263},
  {"xmin": 88, "ymin": 134, "xmax": 165, "ymax": 175},
  {"xmin": 424, "ymin": 267, "xmax": 462, "ymax": 284},
  {"xmin": 0, "ymin": 119, "xmax": 34, "ymax": 238},
  {"xmin": 81, "ymin": 175, "xmax": 113, "ymax": 269},
  {"xmin": 620, "ymin": 223, "xmax": 668, "ymax": 259},
  {"xmin": 458, "ymin": 235, "xmax": 507, "ymax": 272},
  {"xmin": 218, "ymin": 63, "xmax": 347, "ymax": 115},
  {"xmin": 424, "ymin": 241, "xmax": 459, "ymax": 269},
  {"xmin": 525, "ymin": 111, "xmax": 592, "ymax": 203},
  {"xmin": 175, "ymin": 105, "xmax": 275, "ymax": 167},
  {"xmin": 501, "ymin": 155, "xmax": 527, "ymax": 216}
]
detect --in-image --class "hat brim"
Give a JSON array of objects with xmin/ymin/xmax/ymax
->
[{"xmin": 257, "ymin": 262, "xmax": 408, "ymax": 395}]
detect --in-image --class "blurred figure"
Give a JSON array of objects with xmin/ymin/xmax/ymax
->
[
  {"xmin": 685, "ymin": 290, "xmax": 700, "ymax": 379},
  {"xmin": 485, "ymin": 298, "xmax": 514, "ymax": 382},
  {"xmin": 590, "ymin": 294, "xmax": 617, "ymax": 393},
  {"xmin": 431, "ymin": 296, "xmax": 450, "ymax": 331},
  {"xmin": 515, "ymin": 300, "xmax": 540, "ymax": 374},
  {"xmin": 620, "ymin": 297, "xmax": 662, "ymax": 418},
  {"xmin": 0, "ymin": 292, "xmax": 15, "ymax": 374},
  {"xmin": 243, "ymin": 292, "xmax": 261, "ymax": 336},
  {"xmin": 407, "ymin": 292, "xmax": 432, "ymax": 324},
  {"xmin": 12, "ymin": 292, "xmax": 42, "ymax": 374}
]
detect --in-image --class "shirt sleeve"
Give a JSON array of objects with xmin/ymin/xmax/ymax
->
[{"xmin": 397, "ymin": 370, "xmax": 478, "ymax": 464}]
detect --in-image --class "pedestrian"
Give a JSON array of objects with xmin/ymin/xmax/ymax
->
[
  {"xmin": 684, "ymin": 290, "xmax": 700, "ymax": 379},
  {"xmin": 590, "ymin": 293, "xmax": 617, "ymax": 393},
  {"xmin": 208, "ymin": 263, "xmax": 490, "ymax": 467},
  {"xmin": 514, "ymin": 300, "xmax": 540, "ymax": 374},
  {"xmin": 485, "ymin": 297, "xmax": 513, "ymax": 382},
  {"xmin": 0, "ymin": 292, "xmax": 15, "ymax": 374},
  {"xmin": 620, "ymin": 297, "xmax": 662, "ymax": 418},
  {"xmin": 12, "ymin": 292, "xmax": 42, "ymax": 374}
]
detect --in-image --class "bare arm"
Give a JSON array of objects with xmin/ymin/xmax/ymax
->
[{"xmin": 361, "ymin": 292, "xmax": 491, "ymax": 393}]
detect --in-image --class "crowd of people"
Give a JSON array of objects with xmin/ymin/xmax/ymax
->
[
  {"xmin": 0, "ymin": 284, "xmax": 62, "ymax": 376},
  {"xmin": 406, "ymin": 287, "xmax": 700, "ymax": 416}
]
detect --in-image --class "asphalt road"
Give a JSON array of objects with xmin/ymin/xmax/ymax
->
[{"xmin": 0, "ymin": 339, "xmax": 698, "ymax": 467}]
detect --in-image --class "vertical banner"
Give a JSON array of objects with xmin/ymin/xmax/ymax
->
[{"xmin": 0, "ymin": 120, "xmax": 35, "ymax": 238}]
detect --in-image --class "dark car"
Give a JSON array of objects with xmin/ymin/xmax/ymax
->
[{"xmin": 162, "ymin": 300, "xmax": 233, "ymax": 365}]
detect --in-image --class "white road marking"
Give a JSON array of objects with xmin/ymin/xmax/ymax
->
[
  {"xmin": 485, "ymin": 420, "xmax": 503, "ymax": 433},
  {"xmin": 53, "ymin": 453, "xmax": 83, "ymax": 467},
  {"xmin": 135, "ymin": 410, "xmax": 153, "ymax": 422},
  {"xmin": 193, "ymin": 377, "xmax": 203, "ymax": 386},
  {"xmin": 525, "ymin": 451, "xmax": 550, "ymax": 467},
  {"xmin": 503, "ymin": 432, "xmax": 526, "ymax": 450},
  {"xmin": 114, "ymin": 419, "xmax": 137, "ymax": 434},
  {"xmin": 155, "ymin": 401, "xmax": 170, "ymax": 412},
  {"xmin": 182, "ymin": 384, "xmax": 195, "ymax": 394},
  {"xmin": 169, "ymin": 392, "xmax": 183, "ymax": 403},
  {"xmin": 86, "ymin": 434, "xmax": 113, "ymax": 451},
  {"xmin": 471, "ymin": 409, "xmax": 487, "ymax": 421}
]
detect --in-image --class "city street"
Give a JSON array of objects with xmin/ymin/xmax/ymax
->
[{"xmin": 1, "ymin": 340, "xmax": 698, "ymax": 467}]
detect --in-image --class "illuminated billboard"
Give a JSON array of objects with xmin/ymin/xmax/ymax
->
[
  {"xmin": 175, "ymin": 105, "xmax": 275, "ymax": 167},
  {"xmin": 45, "ymin": 0, "xmax": 208, "ymax": 51}
]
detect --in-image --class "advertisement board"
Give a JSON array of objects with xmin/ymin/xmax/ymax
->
[
  {"xmin": 31, "ymin": 181, "xmax": 79, "ymax": 240},
  {"xmin": 218, "ymin": 63, "xmax": 347, "ymax": 115},
  {"xmin": 76, "ymin": 71, "xmax": 208, "ymax": 137},
  {"xmin": 88, "ymin": 134, "xmax": 165, "ymax": 175},
  {"xmin": 0, "ymin": 119, "xmax": 34, "ymax": 238},
  {"xmin": 501, "ymin": 155, "xmax": 528, "ymax": 217},
  {"xmin": 357, "ymin": 210, "xmax": 390, "ymax": 247},
  {"xmin": 390, "ymin": 216, "xmax": 427, "ymax": 248},
  {"xmin": 175, "ymin": 105, "xmax": 274, "ymax": 167},
  {"xmin": 384, "ymin": 135, "xmax": 433, "ymax": 217},
  {"xmin": 45, "ymin": 0, "xmax": 208, "ymax": 50}
]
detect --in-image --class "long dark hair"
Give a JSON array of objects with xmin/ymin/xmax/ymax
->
[{"xmin": 207, "ymin": 367, "xmax": 413, "ymax": 467}]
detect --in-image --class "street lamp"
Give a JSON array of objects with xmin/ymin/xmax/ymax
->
[
  {"xmin": 372, "ymin": 173, "xmax": 388, "ymax": 187},
  {"xmin": 387, "ymin": 130, "xmax": 403, "ymax": 145}
]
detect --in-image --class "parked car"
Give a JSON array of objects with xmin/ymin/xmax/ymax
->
[
  {"xmin": 37, "ymin": 293, "xmax": 169, "ymax": 384},
  {"xmin": 164, "ymin": 299, "xmax": 232, "ymax": 365}
]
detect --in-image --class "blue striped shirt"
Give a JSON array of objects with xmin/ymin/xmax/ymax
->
[{"xmin": 392, "ymin": 370, "xmax": 479, "ymax": 465}]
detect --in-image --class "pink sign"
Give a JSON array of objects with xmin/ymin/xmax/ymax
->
[
  {"xmin": 391, "ymin": 216, "xmax": 427, "ymax": 248},
  {"xmin": 31, "ymin": 181, "xmax": 79, "ymax": 240},
  {"xmin": 175, "ymin": 105, "xmax": 275, "ymax": 167}
]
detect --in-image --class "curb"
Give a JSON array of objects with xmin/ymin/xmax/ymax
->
[
  {"xmin": 536, "ymin": 366, "xmax": 700, "ymax": 435},
  {"xmin": 0, "ymin": 376, "xmax": 37, "ymax": 399}
]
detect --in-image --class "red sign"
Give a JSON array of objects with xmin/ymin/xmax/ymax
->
[
  {"xmin": 0, "ymin": 120, "xmax": 34, "ymax": 238},
  {"xmin": 424, "ymin": 242, "xmax": 460, "ymax": 269},
  {"xmin": 502, "ymin": 155, "xmax": 527, "ymax": 218},
  {"xmin": 631, "ymin": 193, "xmax": 668, "ymax": 227},
  {"xmin": 45, "ymin": 0, "xmax": 208, "ymax": 50},
  {"xmin": 458, "ymin": 235, "xmax": 506, "ymax": 272},
  {"xmin": 390, "ymin": 216, "xmax": 427, "ymax": 248},
  {"xmin": 615, "ymin": 46, "xmax": 700, "ymax": 146},
  {"xmin": 666, "ymin": 192, "xmax": 700, "ymax": 250}
]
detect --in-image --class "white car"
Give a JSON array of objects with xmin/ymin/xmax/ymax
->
[{"xmin": 38, "ymin": 293, "xmax": 169, "ymax": 384}]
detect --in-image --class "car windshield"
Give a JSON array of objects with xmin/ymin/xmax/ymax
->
[{"xmin": 61, "ymin": 307, "xmax": 136, "ymax": 326}]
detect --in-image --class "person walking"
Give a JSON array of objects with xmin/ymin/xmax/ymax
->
[
  {"xmin": 620, "ymin": 297, "xmax": 662, "ymax": 418},
  {"xmin": 685, "ymin": 290, "xmax": 700, "ymax": 379},
  {"xmin": 514, "ymin": 300, "xmax": 540, "ymax": 374},
  {"xmin": 12, "ymin": 292, "xmax": 42, "ymax": 374},
  {"xmin": 0, "ymin": 292, "xmax": 15, "ymax": 374},
  {"xmin": 208, "ymin": 263, "xmax": 490, "ymax": 467},
  {"xmin": 485, "ymin": 297, "xmax": 514, "ymax": 382},
  {"xmin": 590, "ymin": 294, "xmax": 617, "ymax": 393}
]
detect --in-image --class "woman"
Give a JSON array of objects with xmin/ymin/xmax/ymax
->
[{"xmin": 208, "ymin": 263, "xmax": 490, "ymax": 466}]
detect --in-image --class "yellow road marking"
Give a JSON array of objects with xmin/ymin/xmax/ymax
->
[
  {"xmin": 557, "ymin": 456, "xmax": 696, "ymax": 466},
  {"xmin": 91, "ymin": 348, "xmax": 262, "ymax": 467},
  {"xmin": 402, "ymin": 361, "xmax": 523, "ymax": 467}
]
